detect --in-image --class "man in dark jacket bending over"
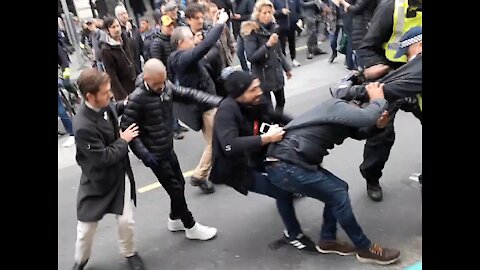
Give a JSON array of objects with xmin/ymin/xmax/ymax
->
[
  {"xmin": 121, "ymin": 59, "xmax": 222, "ymax": 241},
  {"xmin": 265, "ymin": 83, "xmax": 401, "ymax": 265},
  {"xmin": 210, "ymin": 70, "xmax": 321, "ymax": 254}
]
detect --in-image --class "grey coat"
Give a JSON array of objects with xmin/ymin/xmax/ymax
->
[{"xmin": 73, "ymin": 101, "xmax": 136, "ymax": 222}]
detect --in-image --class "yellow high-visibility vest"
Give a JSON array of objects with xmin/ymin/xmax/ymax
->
[{"xmin": 383, "ymin": 0, "xmax": 422, "ymax": 63}]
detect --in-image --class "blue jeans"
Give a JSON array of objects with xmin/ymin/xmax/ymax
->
[
  {"xmin": 236, "ymin": 35, "xmax": 250, "ymax": 72},
  {"xmin": 266, "ymin": 162, "xmax": 371, "ymax": 249},
  {"xmin": 58, "ymin": 91, "xmax": 74, "ymax": 135},
  {"xmin": 250, "ymin": 171, "xmax": 301, "ymax": 240}
]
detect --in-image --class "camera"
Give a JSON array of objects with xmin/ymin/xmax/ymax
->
[{"xmin": 331, "ymin": 72, "xmax": 369, "ymax": 102}]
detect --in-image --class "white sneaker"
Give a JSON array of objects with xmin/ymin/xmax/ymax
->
[
  {"xmin": 167, "ymin": 218, "xmax": 185, "ymax": 232},
  {"xmin": 62, "ymin": 136, "xmax": 75, "ymax": 148},
  {"xmin": 292, "ymin": 59, "xmax": 301, "ymax": 67},
  {"xmin": 185, "ymin": 222, "xmax": 217, "ymax": 240}
]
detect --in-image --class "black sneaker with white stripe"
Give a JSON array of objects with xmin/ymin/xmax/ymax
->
[{"xmin": 284, "ymin": 231, "xmax": 319, "ymax": 254}]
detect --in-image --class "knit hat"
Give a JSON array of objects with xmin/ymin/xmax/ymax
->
[{"xmin": 224, "ymin": 70, "xmax": 257, "ymax": 98}]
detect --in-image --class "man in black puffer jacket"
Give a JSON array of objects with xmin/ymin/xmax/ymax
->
[
  {"xmin": 150, "ymin": 15, "xmax": 175, "ymax": 77},
  {"xmin": 120, "ymin": 59, "xmax": 222, "ymax": 241}
]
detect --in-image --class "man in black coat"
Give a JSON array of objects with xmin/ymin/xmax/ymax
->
[
  {"xmin": 210, "ymin": 70, "xmax": 320, "ymax": 253},
  {"xmin": 71, "ymin": 68, "xmax": 145, "ymax": 270},
  {"xmin": 121, "ymin": 59, "xmax": 221, "ymax": 241},
  {"xmin": 265, "ymin": 83, "xmax": 401, "ymax": 266},
  {"xmin": 100, "ymin": 17, "xmax": 138, "ymax": 101},
  {"xmin": 168, "ymin": 9, "xmax": 229, "ymax": 193}
]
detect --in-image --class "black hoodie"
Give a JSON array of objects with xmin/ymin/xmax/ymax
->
[{"xmin": 99, "ymin": 32, "xmax": 137, "ymax": 100}]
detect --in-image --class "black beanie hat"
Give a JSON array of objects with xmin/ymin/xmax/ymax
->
[{"xmin": 224, "ymin": 71, "xmax": 257, "ymax": 99}]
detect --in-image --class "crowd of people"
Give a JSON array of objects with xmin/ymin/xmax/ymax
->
[{"xmin": 58, "ymin": 0, "xmax": 422, "ymax": 269}]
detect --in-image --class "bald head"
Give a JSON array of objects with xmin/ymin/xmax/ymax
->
[
  {"xmin": 143, "ymin": 59, "xmax": 167, "ymax": 93},
  {"xmin": 144, "ymin": 59, "xmax": 166, "ymax": 76}
]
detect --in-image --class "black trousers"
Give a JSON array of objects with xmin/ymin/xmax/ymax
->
[
  {"xmin": 279, "ymin": 28, "xmax": 296, "ymax": 60},
  {"xmin": 359, "ymin": 114, "xmax": 396, "ymax": 186},
  {"xmin": 264, "ymin": 88, "xmax": 286, "ymax": 114},
  {"xmin": 150, "ymin": 151, "xmax": 196, "ymax": 228}
]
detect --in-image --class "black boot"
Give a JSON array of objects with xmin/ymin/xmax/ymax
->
[
  {"xmin": 367, "ymin": 183, "xmax": 383, "ymax": 202},
  {"xmin": 329, "ymin": 51, "xmax": 337, "ymax": 63}
]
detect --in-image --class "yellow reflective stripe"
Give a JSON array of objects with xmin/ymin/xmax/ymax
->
[
  {"xmin": 391, "ymin": 0, "xmax": 407, "ymax": 50},
  {"xmin": 417, "ymin": 94, "xmax": 422, "ymax": 112}
]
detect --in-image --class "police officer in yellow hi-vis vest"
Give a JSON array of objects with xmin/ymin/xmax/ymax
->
[
  {"xmin": 354, "ymin": 0, "xmax": 422, "ymax": 202},
  {"xmin": 370, "ymin": 26, "xmax": 423, "ymax": 188},
  {"xmin": 392, "ymin": 26, "xmax": 422, "ymax": 113}
]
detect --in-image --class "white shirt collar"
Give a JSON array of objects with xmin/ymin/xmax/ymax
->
[{"xmin": 85, "ymin": 101, "xmax": 102, "ymax": 112}]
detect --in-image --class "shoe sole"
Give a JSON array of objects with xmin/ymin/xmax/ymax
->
[
  {"xmin": 286, "ymin": 244, "xmax": 320, "ymax": 255},
  {"xmin": 186, "ymin": 232, "xmax": 217, "ymax": 241},
  {"xmin": 316, "ymin": 246, "xmax": 356, "ymax": 256},
  {"xmin": 367, "ymin": 194, "xmax": 383, "ymax": 202},
  {"xmin": 168, "ymin": 227, "xmax": 185, "ymax": 232},
  {"xmin": 356, "ymin": 254, "xmax": 400, "ymax": 265},
  {"xmin": 301, "ymin": 248, "xmax": 322, "ymax": 255}
]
